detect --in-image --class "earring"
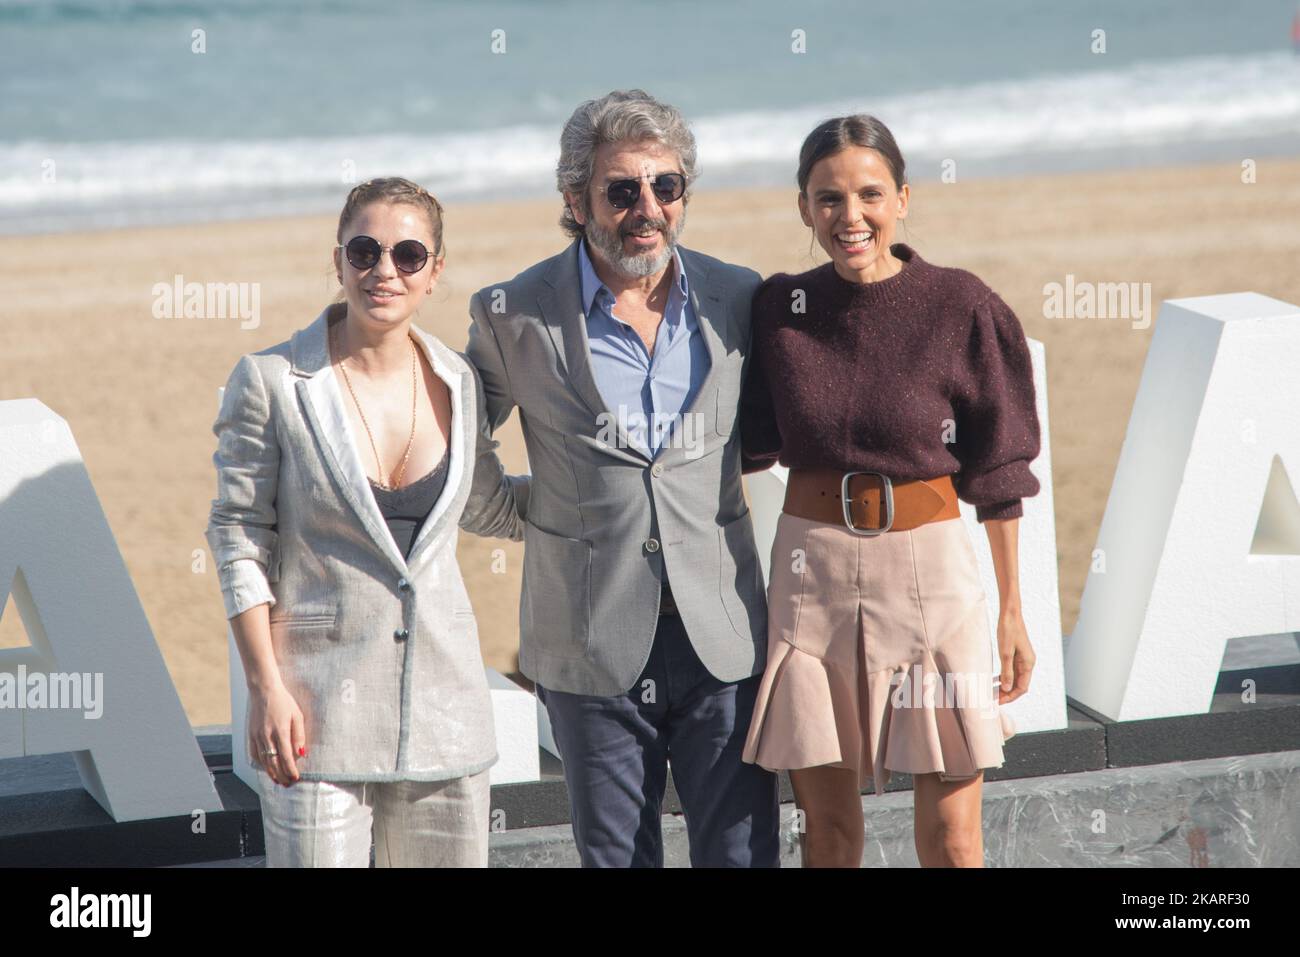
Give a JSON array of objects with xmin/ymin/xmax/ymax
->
[{"xmin": 426, "ymin": 287, "xmax": 433, "ymax": 294}]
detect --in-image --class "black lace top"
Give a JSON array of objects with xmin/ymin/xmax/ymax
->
[{"xmin": 368, "ymin": 446, "xmax": 450, "ymax": 560}]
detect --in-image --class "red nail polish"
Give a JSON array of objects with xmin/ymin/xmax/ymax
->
[{"xmin": 298, "ymin": 746, "xmax": 307, "ymax": 757}]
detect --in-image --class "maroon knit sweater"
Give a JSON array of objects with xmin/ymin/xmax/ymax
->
[{"xmin": 740, "ymin": 243, "xmax": 1041, "ymax": 522}]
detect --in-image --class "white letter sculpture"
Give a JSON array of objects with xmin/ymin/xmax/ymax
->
[
  {"xmin": 1068, "ymin": 293, "xmax": 1300, "ymax": 720},
  {"xmin": 0, "ymin": 399, "xmax": 222, "ymax": 821}
]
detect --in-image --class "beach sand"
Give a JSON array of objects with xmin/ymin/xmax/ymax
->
[{"xmin": 2, "ymin": 158, "xmax": 1298, "ymax": 726}]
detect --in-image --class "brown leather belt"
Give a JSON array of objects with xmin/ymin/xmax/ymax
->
[{"xmin": 783, "ymin": 469, "xmax": 960, "ymax": 534}]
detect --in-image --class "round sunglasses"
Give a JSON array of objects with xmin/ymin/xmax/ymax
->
[
  {"xmin": 598, "ymin": 172, "xmax": 687, "ymax": 210},
  {"xmin": 337, "ymin": 235, "xmax": 432, "ymax": 274}
]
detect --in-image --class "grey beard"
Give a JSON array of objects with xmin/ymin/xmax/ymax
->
[{"xmin": 585, "ymin": 209, "xmax": 685, "ymax": 279}]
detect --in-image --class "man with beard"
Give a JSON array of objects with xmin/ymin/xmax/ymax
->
[{"xmin": 465, "ymin": 89, "xmax": 779, "ymax": 867}]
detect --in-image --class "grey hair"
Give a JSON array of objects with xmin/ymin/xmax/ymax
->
[{"xmin": 556, "ymin": 89, "xmax": 699, "ymax": 239}]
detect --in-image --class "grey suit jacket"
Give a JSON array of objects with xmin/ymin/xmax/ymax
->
[
  {"xmin": 205, "ymin": 303, "xmax": 527, "ymax": 782},
  {"xmin": 466, "ymin": 238, "xmax": 768, "ymax": 696}
]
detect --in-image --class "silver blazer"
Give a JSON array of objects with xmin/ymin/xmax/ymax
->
[
  {"xmin": 466, "ymin": 238, "xmax": 768, "ymax": 696},
  {"xmin": 205, "ymin": 304, "xmax": 527, "ymax": 782}
]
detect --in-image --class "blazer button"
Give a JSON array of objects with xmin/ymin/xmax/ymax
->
[
  {"xmin": 394, "ymin": 628, "xmax": 410, "ymax": 641},
  {"xmin": 645, "ymin": 538, "xmax": 660, "ymax": 553},
  {"xmin": 651, "ymin": 463, "xmax": 664, "ymax": 477},
  {"xmin": 398, "ymin": 578, "xmax": 410, "ymax": 591}
]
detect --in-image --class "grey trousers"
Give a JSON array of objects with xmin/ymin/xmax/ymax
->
[{"xmin": 256, "ymin": 768, "xmax": 491, "ymax": 867}]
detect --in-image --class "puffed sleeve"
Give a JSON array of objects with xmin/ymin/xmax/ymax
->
[
  {"xmin": 739, "ymin": 280, "xmax": 783, "ymax": 474},
  {"xmin": 950, "ymin": 290, "xmax": 1041, "ymax": 522},
  {"xmin": 205, "ymin": 354, "xmax": 281, "ymax": 619},
  {"xmin": 458, "ymin": 354, "xmax": 529, "ymax": 541}
]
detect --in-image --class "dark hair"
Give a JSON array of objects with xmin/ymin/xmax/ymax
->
[
  {"xmin": 796, "ymin": 114, "xmax": 907, "ymax": 194},
  {"xmin": 336, "ymin": 176, "xmax": 445, "ymax": 256}
]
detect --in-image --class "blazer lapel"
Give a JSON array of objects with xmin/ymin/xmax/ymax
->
[
  {"xmin": 655, "ymin": 247, "xmax": 725, "ymax": 466},
  {"xmin": 290, "ymin": 309, "xmax": 473, "ymax": 577},
  {"xmin": 404, "ymin": 329, "xmax": 467, "ymax": 572},
  {"xmin": 535, "ymin": 240, "xmax": 646, "ymax": 465},
  {"xmin": 291, "ymin": 305, "xmax": 408, "ymax": 577},
  {"xmin": 536, "ymin": 239, "xmax": 727, "ymax": 465}
]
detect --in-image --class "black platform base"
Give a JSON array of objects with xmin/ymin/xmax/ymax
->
[{"xmin": 1, "ymin": 664, "xmax": 1297, "ymax": 866}]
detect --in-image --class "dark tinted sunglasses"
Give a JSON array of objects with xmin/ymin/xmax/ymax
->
[
  {"xmin": 599, "ymin": 172, "xmax": 687, "ymax": 210},
  {"xmin": 338, "ymin": 235, "xmax": 432, "ymax": 274}
]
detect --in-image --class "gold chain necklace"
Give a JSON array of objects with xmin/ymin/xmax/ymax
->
[{"xmin": 330, "ymin": 319, "xmax": 418, "ymax": 491}]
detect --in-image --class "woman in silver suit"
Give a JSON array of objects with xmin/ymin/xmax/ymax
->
[{"xmin": 206, "ymin": 177, "xmax": 528, "ymax": 867}]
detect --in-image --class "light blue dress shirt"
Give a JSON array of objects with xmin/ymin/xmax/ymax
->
[{"xmin": 578, "ymin": 238, "xmax": 711, "ymax": 458}]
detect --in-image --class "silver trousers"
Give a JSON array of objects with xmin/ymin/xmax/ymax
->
[{"xmin": 256, "ymin": 768, "xmax": 491, "ymax": 867}]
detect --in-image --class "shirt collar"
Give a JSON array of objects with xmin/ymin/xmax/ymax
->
[{"xmin": 579, "ymin": 237, "xmax": 689, "ymax": 319}]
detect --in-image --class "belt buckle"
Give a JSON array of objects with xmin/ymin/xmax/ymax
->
[{"xmin": 841, "ymin": 471, "xmax": 893, "ymax": 536}]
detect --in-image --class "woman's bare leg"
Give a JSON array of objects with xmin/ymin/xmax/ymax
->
[
  {"xmin": 789, "ymin": 765, "xmax": 865, "ymax": 867},
  {"xmin": 912, "ymin": 771, "xmax": 985, "ymax": 867}
]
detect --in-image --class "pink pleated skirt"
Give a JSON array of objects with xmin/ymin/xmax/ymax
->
[{"xmin": 741, "ymin": 512, "xmax": 1015, "ymax": 795}]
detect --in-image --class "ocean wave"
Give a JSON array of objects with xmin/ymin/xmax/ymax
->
[{"xmin": 2, "ymin": 49, "xmax": 1297, "ymax": 224}]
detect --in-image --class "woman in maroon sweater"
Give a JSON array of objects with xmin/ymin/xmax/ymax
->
[{"xmin": 739, "ymin": 114, "xmax": 1040, "ymax": 867}]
